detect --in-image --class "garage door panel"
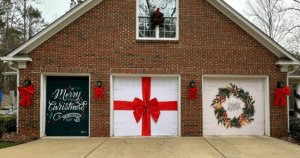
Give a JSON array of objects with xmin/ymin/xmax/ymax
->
[
  {"xmin": 203, "ymin": 77, "xmax": 264, "ymax": 136},
  {"xmin": 113, "ymin": 77, "xmax": 178, "ymax": 136},
  {"xmin": 45, "ymin": 76, "xmax": 89, "ymax": 136}
]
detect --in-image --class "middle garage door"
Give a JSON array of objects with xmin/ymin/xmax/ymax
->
[{"xmin": 113, "ymin": 76, "xmax": 178, "ymax": 136}]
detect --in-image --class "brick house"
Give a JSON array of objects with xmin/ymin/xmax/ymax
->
[{"xmin": 1, "ymin": 0, "xmax": 299, "ymax": 138}]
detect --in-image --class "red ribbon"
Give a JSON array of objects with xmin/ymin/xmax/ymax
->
[
  {"xmin": 94, "ymin": 87, "xmax": 104, "ymax": 100},
  {"xmin": 18, "ymin": 85, "xmax": 35, "ymax": 107},
  {"xmin": 114, "ymin": 77, "xmax": 177, "ymax": 136},
  {"xmin": 274, "ymin": 86, "xmax": 290, "ymax": 107},
  {"xmin": 189, "ymin": 87, "xmax": 198, "ymax": 99}
]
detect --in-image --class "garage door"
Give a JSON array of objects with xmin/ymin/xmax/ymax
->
[
  {"xmin": 45, "ymin": 76, "xmax": 89, "ymax": 136},
  {"xmin": 203, "ymin": 77, "xmax": 265, "ymax": 135},
  {"xmin": 113, "ymin": 76, "xmax": 178, "ymax": 136}
]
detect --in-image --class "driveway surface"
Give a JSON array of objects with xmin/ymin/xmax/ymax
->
[{"xmin": 0, "ymin": 136, "xmax": 299, "ymax": 158}]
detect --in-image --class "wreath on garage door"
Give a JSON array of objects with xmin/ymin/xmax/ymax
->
[{"xmin": 211, "ymin": 83, "xmax": 255, "ymax": 128}]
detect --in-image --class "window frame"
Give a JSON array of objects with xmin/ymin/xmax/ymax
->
[{"xmin": 136, "ymin": 0, "xmax": 179, "ymax": 40}]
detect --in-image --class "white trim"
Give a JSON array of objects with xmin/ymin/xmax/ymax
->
[
  {"xmin": 136, "ymin": 0, "xmax": 179, "ymax": 40},
  {"xmin": 4, "ymin": 0, "xmax": 103, "ymax": 57},
  {"xmin": 0, "ymin": 57, "xmax": 32, "ymax": 61},
  {"xmin": 110, "ymin": 74, "xmax": 181, "ymax": 137},
  {"xmin": 40, "ymin": 73, "xmax": 90, "ymax": 138},
  {"xmin": 2, "ymin": 72, "xmax": 17, "ymax": 75},
  {"xmin": 202, "ymin": 75, "xmax": 270, "ymax": 136},
  {"xmin": 110, "ymin": 75, "xmax": 114, "ymax": 137},
  {"xmin": 7, "ymin": 65, "xmax": 19, "ymax": 134},
  {"xmin": 207, "ymin": 0, "xmax": 299, "ymax": 61}
]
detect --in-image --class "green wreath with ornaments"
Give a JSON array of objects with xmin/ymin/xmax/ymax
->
[{"xmin": 211, "ymin": 83, "xmax": 255, "ymax": 128}]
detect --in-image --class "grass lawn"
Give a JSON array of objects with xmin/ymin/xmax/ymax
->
[
  {"xmin": 0, "ymin": 141, "xmax": 21, "ymax": 149},
  {"xmin": 0, "ymin": 114, "xmax": 16, "ymax": 122}
]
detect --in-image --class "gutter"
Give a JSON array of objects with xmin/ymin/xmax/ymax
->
[{"xmin": 5, "ymin": 61, "xmax": 20, "ymax": 134}]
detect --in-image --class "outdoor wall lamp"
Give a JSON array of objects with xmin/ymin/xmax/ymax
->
[
  {"xmin": 97, "ymin": 80, "xmax": 102, "ymax": 88},
  {"xmin": 189, "ymin": 80, "xmax": 198, "ymax": 99},
  {"xmin": 24, "ymin": 79, "xmax": 32, "ymax": 88},
  {"xmin": 95, "ymin": 80, "xmax": 104, "ymax": 100}
]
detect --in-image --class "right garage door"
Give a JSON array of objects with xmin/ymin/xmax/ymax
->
[{"xmin": 203, "ymin": 77, "xmax": 265, "ymax": 135}]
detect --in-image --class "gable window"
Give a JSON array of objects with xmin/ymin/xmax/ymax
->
[{"xmin": 137, "ymin": 0, "xmax": 178, "ymax": 40}]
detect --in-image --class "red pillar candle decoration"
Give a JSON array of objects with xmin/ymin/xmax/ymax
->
[
  {"xmin": 18, "ymin": 85, "xmax": 35, "ymax": 107},
  {"xmin": 94, "ymin": 87, "xmax": 104, "ymax": 100},
  {"xmin": 274, "ymin": 86, "xmax": 290, "ymax": 107}
]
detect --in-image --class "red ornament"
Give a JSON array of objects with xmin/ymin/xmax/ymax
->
[
  {"xmin": 94, "ymin": 87, "xmax": 104, "ymax": 100},
  {"xmin": 51, "ymin": 95, "xmax": 53, "ymax": 97},
  {"xmin": 67, "ymin": 87, "xmax": 69, "ymax": 90},
  {"xmin": 48, "ymin": 121, "xmax": 50, "ymax": 123},
  {"xmin": 274, "ymin": 86, "xmax": 290, "ymax": 107},
  {"xmin": 18, "ymin": 85, "xmax": 35, "ymax": 107},
  {"xmin": 189, "ymin": 87, "xmax": 198, "ymax": 99}
]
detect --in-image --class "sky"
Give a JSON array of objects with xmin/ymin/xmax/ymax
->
[{"xmin": 33, "ymin": 0, "xmax": 247, "ymax": 24}]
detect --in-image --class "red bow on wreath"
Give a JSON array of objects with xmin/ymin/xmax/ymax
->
[
  {"xmin": 94, "ymin": 87, "xmax": 104, "ymax": 100},
  {"xmin": 274, "ymin": 86, "xmax": 290, "ymax": 107},
  {"xmin": 18, "ymin": 85, "xmax": 35, "ymax": 107},
  {"xmin": 189, "ymin": 87, "xmax": 198, "ymax": 99}
]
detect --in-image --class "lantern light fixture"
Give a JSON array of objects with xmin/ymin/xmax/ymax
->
[
  {"xmin": 24, "ymin": 79, "xmax": 31, "ymax": 88},
  {"xmin": 277, "ymin": 81, "xmax": 284, "ymax": 89},
  {"xmin": 190, "ymin": 80, "xmax": 195, "ymax": 88},
  {"xmin": 97, "ymin": 80, "xmax": 102, "ymax": 88}
]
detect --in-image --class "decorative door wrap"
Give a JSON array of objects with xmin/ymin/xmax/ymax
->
[
  {"xmin": 203, "ymin": 78, "xmax": 265, "ymax": 135},
  {"xmin": 45, "ymin": 76, "xmax": 89, "ymax": 136},
  {"xmin": 113, "ymin": 77, "xmax": 178, "ymax": 136}
]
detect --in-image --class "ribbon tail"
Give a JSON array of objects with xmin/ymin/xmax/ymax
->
[
  {"xmin": 273, "ymin": 94, "xmax": 281, "ymax": 106},
  {"xmin": 142, "ymin": 110, "xmax": 151, "ymax": 136},
  {"xmin": 95, "ymin": 93, "xmax": 99, "ymax": 100},
  {"xmin": 20, "ymin": 96, "xmax": 26, "ymax": 107},
  {"xmin": 280, "ymin": 95, "xmax": 287, "ymax": 107},
  {"xmin": 100, "ymin": 93, "xmax": 104, "ymax": 99}
]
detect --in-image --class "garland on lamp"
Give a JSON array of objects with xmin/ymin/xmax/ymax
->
[
  {"xmin": 150, "ymin": 8, "xmax": 165, "ymax": 29},
  {"xmin": 211, "ymin": 83, "xmax": 255, "ymax": 128}
]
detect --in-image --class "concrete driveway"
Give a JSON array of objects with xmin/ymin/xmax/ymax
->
[{"xmin": 0, "ymin": 136, "xmax": 299, "ymax": 158}]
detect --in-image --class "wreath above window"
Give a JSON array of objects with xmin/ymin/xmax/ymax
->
[{"xmin": 150, "ymin": 8, "xmax": 165, "ymax": 29}]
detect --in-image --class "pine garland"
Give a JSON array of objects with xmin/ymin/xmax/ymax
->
[{"xmin": 211, "ymin": 83, "xmax": 255, "ymax": 128}]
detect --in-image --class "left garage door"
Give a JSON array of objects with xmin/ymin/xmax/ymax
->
[{"xmin": 45, "ymin": 76, "xmax": 89, "ymax": 136}]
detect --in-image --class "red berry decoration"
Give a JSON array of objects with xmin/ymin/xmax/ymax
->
[
  {"xmin": 82, "ymin": 113, "xmax": 84, "ymax": 115},
  {"xmin": 48, "ymin": 121, "xmax": 50, "ymax": 123},
  {"xmin": 51, "ymin": 95, "xmax": 53, "ymax": 97}
]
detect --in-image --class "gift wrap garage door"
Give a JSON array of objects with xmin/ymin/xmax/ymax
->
[
  {"xmin": 45, "ymin": 76, "xmax": 89, "ymax": 136},
  {"xmin": 113, "ymin": 76, "xmax": 178, "ymax": 136},
  {"xmin": 203, "ymin": 77, "xmax": 265, "ymax": 135}
]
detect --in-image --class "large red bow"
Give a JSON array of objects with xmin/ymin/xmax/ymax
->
[
  {"xmin": 132, "ymin": 98, "xmax": 160, "ymax": 125},
  {"xmin": 18, "ymin": 85, "xmax": 35, "ymax": 107},
  {"xmin": 274, "ymin": 86, "xmax": 290, "ymax": 107},
  {"xmin": 189, "ymin": 87, "xmax": 198, "ymax": 99},
  {"xmin": 94, "ymin": 87, "xmax": 104, "ymax": 100}
]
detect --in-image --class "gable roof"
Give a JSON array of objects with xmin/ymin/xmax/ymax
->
[{"xmin": 1, "ymin": 0, "xmax": 299, "ymax": 63}]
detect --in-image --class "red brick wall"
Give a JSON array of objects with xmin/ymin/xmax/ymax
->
[{"xmin": 18, "ymin": 0, "xmax": 288, "ymax": 138}]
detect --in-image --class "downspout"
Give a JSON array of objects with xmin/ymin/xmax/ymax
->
[
  {"xmin": 287, "ymin": 65, "xmax": 299, "ymax": 133},
  {"xmin": 7, "ymin": 61, "xmax": 20, "ymax": 135}
]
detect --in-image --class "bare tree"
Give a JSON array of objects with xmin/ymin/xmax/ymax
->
[
  {"xmin": 70, "ymin": 0, "xmax": 85, "ymax": 9},
  {"xmin": 244, "ymin": 0, "xmax": 294, "ymax": 45}
]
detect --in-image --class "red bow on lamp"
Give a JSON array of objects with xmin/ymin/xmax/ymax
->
[
  {"xmin": 274, "ymin": 86, "xmax": 290, "ymax": 107},
  {"xmin": 18, "ymin": 85, "xmax": 35, "ymax": 107},
  {"xmin": 94, "ymin": 87, "xmax": 104, "ymax": 100},
  {"xmin": 132, "ymin": 97, "xmax": 160, "ymax": 136},
  {"xmin": 189, "ymin": 87, "xmax": 198, "ymax": 99}
]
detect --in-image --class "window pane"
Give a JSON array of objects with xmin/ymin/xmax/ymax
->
[
  {"xmin": 159, "ymin": 0, "xmax": 176, "ymax": 17},
  {"xmin": 139, "ymin": 17, "xmax": 156, "ymax": 38},
  {"xmin": 139, "ymin": 0, "xmax": 156, "ymax": 16},
  {"xmin": 159, "ymin": 17, "xmax": 176, "ymax": 38}
]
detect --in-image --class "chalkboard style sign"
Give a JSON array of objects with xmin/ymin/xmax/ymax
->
[{"xmin": 45, "ymin": 76, "xmax": 89, "ymax": 136}]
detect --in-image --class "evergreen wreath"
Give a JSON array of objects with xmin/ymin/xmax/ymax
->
[
  {"xmin": 211, "ymin": 83, "xmax": 255, "ymax": 128},
  {"xmin": 150, "ymin": 8, "xmax": 165, "ymax": 29}
]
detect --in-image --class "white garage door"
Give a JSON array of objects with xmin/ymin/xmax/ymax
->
[
  {"xmin": 203, "ymin": 77, "xmax": 265, "ymax": 135},
  {"xmin": 113, "ymin": 76, "xmax": 178, "ymax": 136}
]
